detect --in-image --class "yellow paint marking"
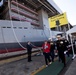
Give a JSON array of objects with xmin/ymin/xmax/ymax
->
[
  {"xmin": 31, "ymin": 57, "xmax": 58, "ymax": 75},
  {"xmin": 31, "ymin": 65, "xmax": 46, "ymax": 75},
  {"xmin": 0, "ymin": 52, "xmax": 38, "ymax": 65}
]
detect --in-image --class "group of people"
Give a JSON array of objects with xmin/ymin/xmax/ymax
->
[
  {"xmin": 26, "ymin": 40, "xmax": 55, "ymax": 65},
  {"xmin": 26, "ymin": 35, "xmax": 70, "ymax": 67},
  {"xmin": 42, "ymin": 35, "xmax": 70, "ymax": 67}
]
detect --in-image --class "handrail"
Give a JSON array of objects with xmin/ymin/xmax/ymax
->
[
  {"xmin": 11, "ymin": 16, "xmax": 40, "ymax": 26},
  {"xmin": 11, "ymin": 8, "xmax": 39, "ymax": 21},
  {"xmin": 11, "ymin": 1, "xmax": 38, "ymax": 15}
]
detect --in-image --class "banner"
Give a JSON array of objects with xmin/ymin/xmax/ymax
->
[{"xmin": 49, "ymin": 12, "xmax": 68, "ymax": 28}]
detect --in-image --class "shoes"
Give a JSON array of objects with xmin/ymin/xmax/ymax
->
[
  {"xmin": 49, "ymin": 62, "xmax": 52, "ymax": 65},
  {"xmin": 28, "ymin": 60, "xmax": 32, "ymax": 62},
  {"xmin": 46, "ymin": 65, "xmax": 48, "ymax": 67}
]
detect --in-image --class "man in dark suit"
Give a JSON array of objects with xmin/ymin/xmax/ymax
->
[
  {"xmin": 26, "ymin": 41, "xmax": 32, "ymax": 62},
  {"xmin": 56, "ymin": 35, "xmax": 66, "ymax": 66}
]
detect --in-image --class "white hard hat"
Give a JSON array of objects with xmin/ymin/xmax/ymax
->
[
  {"xmin": 48, "ymin": 38, "xmax": 51, "ymax": 40},
  {"xmin": 57, "ymin": 35, "xmax": 61, "ymax": 38}
]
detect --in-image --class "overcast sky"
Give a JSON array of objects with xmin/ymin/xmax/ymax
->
[{"xmin": 48, "ymin": 0, "xmax": 76, "ymax": 26}]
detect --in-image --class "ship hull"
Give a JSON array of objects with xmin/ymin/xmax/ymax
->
[{"xmin": 0, "ymin": 20, "xmax": 50, "ymax": 57}]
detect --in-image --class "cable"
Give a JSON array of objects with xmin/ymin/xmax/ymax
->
[
  {"xmin": 13, "ymin": 0, "xmax": 49, "ymax": 42},
  {"xmin": 8, "ymin": 0, "xmax": 50, "ymax": 50},
  {"xmin": 14, "ymin": 0, "xmax": 39, "ymax": 48},
  {"xmin": 8, "ymin": 0, "xmax": 26, "ymax": 49}
]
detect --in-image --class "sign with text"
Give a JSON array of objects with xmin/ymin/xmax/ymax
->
[{"xmin": 49, "ymin": 12, "xmax": 68, "ymax": 28}]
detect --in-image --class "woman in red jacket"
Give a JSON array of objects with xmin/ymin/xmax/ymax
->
[{"xmin": 42, "ymin": 41, "xmax": 52, "ymax": 67}]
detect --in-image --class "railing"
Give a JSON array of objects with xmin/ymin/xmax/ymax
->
[
  {"xmin": 11, "ymin": 1, "xmax": 38, "ymax": 15},
  {"xmin": 11, "ymin": 8, "xmax": 39, "ymax": 21}
]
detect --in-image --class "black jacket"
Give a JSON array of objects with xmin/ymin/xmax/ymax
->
[
  {"xmin": 26, "ymin": 44, "xmax": 32, "ymax": 52},
  {"xmin": 50, "ymin": 42, "xmax": 55, "ymax": 51},
  {"xmin": 56, "ymin": 40, "xmax": 65, "ymax": 53}
]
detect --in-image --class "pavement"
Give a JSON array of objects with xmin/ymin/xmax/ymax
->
[
  {"xmin": 0, "ymin": 53, "xmax": 76, "ymax": 75},
  {"xmin": 0, "ymin": 54, "xmax": 45, "ymax": 75},
  {"xmin": 64, "ymin": 57, "xmax": 76, "ymax": 75},
  {"xmin": 34, "ymin": 55, "xmax": 72, "ymax": 75}
]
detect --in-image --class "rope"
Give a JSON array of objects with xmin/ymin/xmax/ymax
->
[
  {"xmin": 8, "ymin": 0, "xmax": 49, "ymax": 50},
  {"xmin": 8, "ymin": 0, "xmax": 26, "ymax": 49},
  {"xmin": 14, "ymin": 0, "xmax": 39, "ymax": 48}
]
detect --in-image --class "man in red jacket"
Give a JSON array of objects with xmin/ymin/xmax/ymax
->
[{"xmin": 42, "ymin": 41, "xmax": 52, "ymax": 67}]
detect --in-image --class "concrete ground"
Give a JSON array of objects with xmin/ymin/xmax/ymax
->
[
  {"xmin": 0, "ymin": 55, "xmax": 45, "ymax": 75},
  {"xmin": 64, "ymin": 57, "xmax": 76, "ymax": 75},
  {"xmin": 0, "ymin": 52, "xmax": 75, "ymax": 75}
]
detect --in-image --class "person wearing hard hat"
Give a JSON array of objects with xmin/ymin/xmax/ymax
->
[{"xmin": 56, "ymin": 35, "xmax": 66, "ymax": 67}]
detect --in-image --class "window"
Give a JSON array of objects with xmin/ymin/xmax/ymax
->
[
  {"xmin": 7, "ymin": 27, "xmax": 11, "ymax": 28},
  {"xmin": 24, "ymin": 27, "xmax": 27, "ymax": 29},
  {"xmin": 19, "ymin": 27, "xmax": 22, "ymax": 29},
  {"xmin": 2, "ymin": 27, "xmax": 6, "ymax": 28},
  {"xmin": 13, "ymin": 27, "xmax": 17, "ymax": 29}
]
